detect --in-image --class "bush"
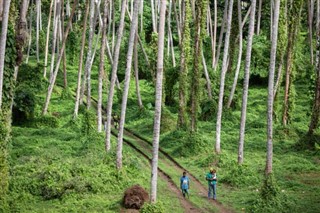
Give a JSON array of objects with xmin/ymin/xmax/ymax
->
[
  {"xmin": 33, "ymin": 115, "xmax": 59, "ymax": 128},
  {"xmin": 12, "ymin": 84, "xmax": 36, "ymax": 124},
  {"xmin": 81, "ymin": 110, "xmax": 97, "ymax": 136},
  {"xmin": 248, "ymin": 174, "xmax": 293, "ymax": 213},
  {"xmin": 140, "ymin": 202, "xmax": 165, "ymax": 213}
]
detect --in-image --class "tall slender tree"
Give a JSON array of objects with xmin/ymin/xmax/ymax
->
[
  {"xmin": 178, "ymin": 0, "xmax": 191, "ymax": 129},
  {"xmin": 227, "ymin": 0, "xmax": 244, "ymax": 108},
  {"xmin": 215, "ymin": 0, "xmax": 234, "ymax": 154},
  {"xmin": 150, "ymin": 0, "xmax": 166, "ymax": 203},
  {"xmin": 238, "ymin": 0, "xmax": 256, "ymax": 165},
  {"xmin": 116, "ymin": 0, "xmax": 140, "ymax": 170},
  {"xmin": 266, "ymin": 0, "xmax": 280, "ymax": 175},
  {"xmin": 105, "ymin": 0, "xmax": 128, "ymax": 152},
  {"xmin": 97, "ymin": 0, "xmax": 109, "ymax": 132},
  {"xmin": 44, "ymin": 0, "xmax": 54, "ymax": 78},
  {"xmin": 308, "ymin": 12, "xmax": 320, "ymax": 143},
  {"xmin": 74, "ymin": 0, "xmax": 90, "ymax": 118},
  {"xmin": 282, "ymin": 0, "xmax": 303, "ymax": 126},
  {"xmin": 190, "ymin": 0, "xmax": 208, "ymax": 132},
  {"xmin": 0, "ymin": 0, "xmax": 12, "ymax": 108}
]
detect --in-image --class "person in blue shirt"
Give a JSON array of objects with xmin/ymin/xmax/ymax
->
[
  {"xmin": 206, "ymin": 168, "xmax": 217, "ymax": 200},
  {"xmin": 180, "ymin": 171, "xmax": 190, "ymax": 198}
]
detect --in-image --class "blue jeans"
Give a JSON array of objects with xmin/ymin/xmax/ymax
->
[{"xmin": 208, "ymin": 184, "xmax": 216, "ymax": 199}]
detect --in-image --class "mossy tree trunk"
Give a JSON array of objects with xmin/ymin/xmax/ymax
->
[
  {"xmin": 282, "ymin": 0, "xmax": 303, "ymax": 126},
  {"xmin": 190, "ymin": 0, "xmax": 207, "ymax": 133},
  {"xmin": 308, "ymin": 15, "xmax": 320, "ymax": 142},
  {"xmin": 178, "ymin": 0, "xmax": 191, "ymax": 130}
]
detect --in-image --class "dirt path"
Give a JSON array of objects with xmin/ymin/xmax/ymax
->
[
  {"xmin": 121, "ymin": 129, "xmax": 234, "ymax": 213},
  {"xmin": 115, "ymin": 130, "xmax": 203, "ymax": 213}
]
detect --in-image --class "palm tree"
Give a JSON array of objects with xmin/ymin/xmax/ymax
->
[{"xmin": 150, "ymin": 0, "xmax": 166, "ymax": 203}]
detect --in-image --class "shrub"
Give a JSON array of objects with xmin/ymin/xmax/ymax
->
[
  {"xmin": 140, "ymin": 202, "xmax": 165, "ymax": 213},
  {"xmin": 33, "ymin": 115, "xmax": 59, "ymax": 128}
]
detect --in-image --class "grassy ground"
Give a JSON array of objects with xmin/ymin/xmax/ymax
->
[{"xmin": 9, "ymin": 55, "xmax": 320, "ymax": 212}]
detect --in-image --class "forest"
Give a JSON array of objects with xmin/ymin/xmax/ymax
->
[{"xmin": 0, "ymin": 0, "xmax": 319, "ymax": 212}]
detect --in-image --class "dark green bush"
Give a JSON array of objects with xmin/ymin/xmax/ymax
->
[
  {"xmin": 12, "ymin": 84, "xmax": 36, "ymax": 123},
  {"xmin": 33, "ymin": 115, "xmax": 59, "ymax": 128}
]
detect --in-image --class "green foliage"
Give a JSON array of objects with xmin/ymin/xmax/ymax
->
[
  {"xmin": 13, "ymin": 84, "xmax": 36, "ymax": 123},
  {"xmin": 248, "ymin": 174, "xmax": 292, "ymax": 213},
  {"xmin": 140, "ymin": 202, "xmax": 165, "ymax": 213},
  {"xmin": 17, "ymin": 63, "xmax": 46, "ymax": 92},
  {"xmin": 171, "ymin": 132, "xmax": 209, "ymax": 157},
  {"xmin": 33, "ymin": 115, "xmax": 59, "ymax": 128},
  {"xmin": 81, "ymin": 109, "xmax": 97, "ymax": 136}
]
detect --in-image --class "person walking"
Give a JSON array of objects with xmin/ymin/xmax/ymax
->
[
  {"xmin": 206, "ymin": 168, "xmax": 217, "ymax": 200},
  {"xmin": 180, "ymin": 171, "xmax": 190, "ymax": 198}
]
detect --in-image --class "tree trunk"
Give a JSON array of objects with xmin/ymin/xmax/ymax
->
[
  {"xmin": 36, "ymin": 0, "xmax": 40, "ymax": 63},
  {"xmin": 26, "ymin": 2, "xmax": 33, "ymax": 64},
  {"xmin": 49, "ymin": 0, "xmax": 59, "ymax": 79},
  {"xmin": 97, "ymin": 0, "xmax": 109, "ymax": 132},
  {"xmin": 191, "ymin": 0, "xmax": 208, "ymax": 132},
  {"xmin": 308, "ymin": 0, "xmax": 315, "ymax": 65},
  {"xmin": 117, "ymin": 0, "xmax": 140, "ymax": 170},
  {"xmin": 238, "ymin": 0, "xmax": 256, "ymax": 165},
  {"xmin": 74, "ymin": 0, "xmax": 90, "ymax": 118},
  {"xmin": 227, "ymin": 0, "xmax": 243, "ymax": 108},
  {"xmin": 61, "ymin": 0, "xmax": 68, "ymax": 88},
  {"xmin": 82, "ymin": 0, "xmax": 96, "ymax": 110},
  {"xmin": 214, "ymin": 0, "xmax": 228, "ymax": 70},
  {"xmin": 266, "ymin": 0, "xmax": 280, "ymax": 175},
  {"xmin": 215, "ymin": 0, "xmax": 234, "ymax": 154},
  {"xmin": 202, "ymin": 47, "xmax": 212, "ymax": 100},
  {"xmin": 134, "ymin": 32, "xmax": 143, "ymax": 109},
  {"xmin": 42, "ymin": 0, "xmax": 78, "ymax": 115},
  {"xmin": 172, "ymin": 0, "xmax": 181, "ymax": 44},
  {"xmin": 44, "ymin": 0, "xmax": 54, "ymax": 78},
  {"xmin": 150, "ymin": 0, "xmax": 166, "ymax": 203},
  {"xmin": 308, "ymin": 12, "xmax": 320, "ymax": 136},
  {"xmin": 0, "ymin": 0, "xmax": 12, "ymax": 108},
  {"xmin": 282, "ymin": 0, "xmax": 303, "ymax": 126},
  {"xmin": 105, "ymin": 0, "xmax": 128, "ymax": 152},
  {"xmin": 257, "ymin": 0, "xmax": 262, "ymax": 35},
  {"xmin": 151, "ymin": 0, "xmax": 157, "ymax": 32},
  {"xmin": 178, "ymin": 0, "xmax": 191, "ymax": 130}
]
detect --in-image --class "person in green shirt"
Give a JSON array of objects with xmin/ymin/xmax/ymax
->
[{"xmin": 206, "ymin": 168, "xmax": 217, "ymax": 200}]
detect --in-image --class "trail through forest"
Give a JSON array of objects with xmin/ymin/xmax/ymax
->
[{"xmin": 85, "ymin": 93, "xmax": 232, "ymax": 212}]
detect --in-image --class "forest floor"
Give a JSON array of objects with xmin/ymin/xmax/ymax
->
[{"xmin": 117, "ymin": 127, "xmax": 234, "ymax": 213}]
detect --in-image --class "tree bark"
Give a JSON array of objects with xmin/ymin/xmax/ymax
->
[
  {"xmin": 308, "ymin": 11, "xmax": 320, "ymax": 136},
  {"xmin": 202, "ymin": 47, "xmax": 212, "ymax": 100},
  {"xmin": 214, "ymin": 0, "xmax": 228, "ymax": 70},
  {"xmin": 97, "ymin": 0, "xmax": 109, "ymax": 132},
  {"xmin": 151, "ymin": 0, "xmax": 157, "ymax": 32},
  {"xmin": 178, "ymin": 0, "xmax": 191, "ymax": 129},
  {"xmin": 215, "ymin": 0, "xmax": 233, "ymax": 154},
  {"xmin": 36, "ymin": 0, "xmax": 40, "ymax": 63},
  {"xmin": 42, "ymin": 0, "xmax": 78, "ymax": 115},
  {"xmin": 74, "ymin": 0, "xmax": 90, "ymax": 118},
  {"xmin": 266, "ymin": 0, "xmax": 280, "ymax": 175},
  {"xmin": 44, "ymin": 0, "xmax": 54, "ymax": 78},
  {"xmin": 307, "ymin": 0, "xmax": 315, "ymax": 65},
  {"xmin": 49, "ymin": 0, "xmax": 60, "ymax": 79},
  {"xmin": 117, "ymin": 0, "xmax": 140, "ymax": 170},
  {"xmin": 105, "ymin": 0, "xmax": 128, "ymax": 152},
  {"xmin": 0, "ymin": 0, "xmax": 12, "ymax": 108},
  {"xmin": 191, "ymin": 0, "xmax": 208, "ymax": 132},
  {"xmin": 227, "ymin": 0, "xmax": 243, "ymax": 108},
  {"xmin": 282, "ymin": 1, "xmax": 303, "ymax": 126},
  {"xmin": 134, "ymin": 32, "xmax": 143, "ymax": 109},
  {"xmin": 238, "ymin": 0, "xmax": 256, "ymax": 165},
  {"xmin": 150, "ymin": 0, "xmax": 166, "ymax": 203},
  {"xmin": 257, "ymin": 0, "xmax": 262, "ymax": 35}
]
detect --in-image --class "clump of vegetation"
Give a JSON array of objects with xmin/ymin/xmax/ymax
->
[
  {"xmin": 248, "ymin": 174, "xmax": 292, "ymax": 213},
  {"xmin": 140, "ymin": 202, "xmax": 165, "ymax": 213}
]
